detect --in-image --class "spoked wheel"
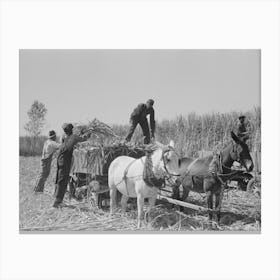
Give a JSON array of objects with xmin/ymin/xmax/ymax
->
[{"xmin": 247, "ymin": 178, "xmax": 261, "ymax": 198}]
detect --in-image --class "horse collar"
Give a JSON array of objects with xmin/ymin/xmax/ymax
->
[{"xmin": 143, "ymin": 152, "xmax": 165, "ymax": 188}]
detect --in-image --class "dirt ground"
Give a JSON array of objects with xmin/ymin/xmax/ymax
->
[{"xmin": 19, "ymin": 156, "xmax": 261, "ymax": 232}]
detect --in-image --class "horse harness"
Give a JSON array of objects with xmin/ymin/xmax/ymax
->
[
  {"xmin": 120, "ymin": 147, "xmax": 178, "ymax": 195},
  {"xmin": 143, "ymin": 151, "xmax": 165, "ymax": 188},
  {"xmin": 210, "ymin": 150, "xmax": 237, "ymax": 187},
  {"xmin": 180, "ymin": 144, "xmax": 240, "ymax": 190}
]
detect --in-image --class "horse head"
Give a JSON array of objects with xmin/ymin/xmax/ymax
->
[
  {"xmin": 153, "ymin": 140, "xmax": 180, "ymax": 179},
  {"xmin": 230, "ymin": 131, "xmax": 254, "ymax": 172}
]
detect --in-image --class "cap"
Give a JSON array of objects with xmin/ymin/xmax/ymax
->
[
  {"xmin": 62, "ymin": 123, "xmax": 74, "ymax": 132},
  {"xmin": 147, "ymin": 99, "xmax": 154, "ymax": 106},
  {"xmin": 48, "ymin": 130, "xmax": 56, "ymax": 139}
]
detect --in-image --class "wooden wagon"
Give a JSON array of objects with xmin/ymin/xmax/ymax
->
[{"xmin": 68, "ymin": 144, "xmax": 146, "ymax": 207}]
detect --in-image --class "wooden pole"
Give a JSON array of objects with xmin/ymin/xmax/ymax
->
[{"xmin": 157, "ymin": 194, "xmax": 211, "ymax": 212}]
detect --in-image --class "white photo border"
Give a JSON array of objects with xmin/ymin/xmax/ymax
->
[{"xmin": 1, "ymin": 0, "xmax": 280, "ymax": 280}]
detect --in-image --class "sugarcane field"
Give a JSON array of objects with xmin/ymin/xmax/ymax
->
[
  {"xmin": 19, "ymin": 50, "xmax": 261, "ymax": 233},
  {"xmin": 19, "ymin": 114, "xmax": 261, "ymax": 232}
]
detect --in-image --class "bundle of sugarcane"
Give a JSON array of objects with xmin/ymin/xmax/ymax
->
[{"xmin": 73, "ymin": 118, "xmax": 119, "ymax": 138}]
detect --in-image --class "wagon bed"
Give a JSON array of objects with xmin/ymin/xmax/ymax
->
[{"xmin": 68, "ymin": 143, "xmax": 147, "ymax": 204}]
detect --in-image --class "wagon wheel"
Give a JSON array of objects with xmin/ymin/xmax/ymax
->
[
  {"xmin": 247, "ymin": 178, "xmax": 261, "ymax": 198},
  {"xmin": 86, "ymin": 175, "xmax": 98, "ymax": 209},
  {"xmin": 87, "ymin": 185, "xmax": 96, "ymax": 209}
]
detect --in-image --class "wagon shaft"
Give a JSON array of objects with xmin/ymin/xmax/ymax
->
[{"xmin": 157, "ymin": 194, "xmax": 212, "ymax": 212}]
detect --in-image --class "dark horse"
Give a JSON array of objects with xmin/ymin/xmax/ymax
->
[{"xmin": 174, "ymin": 131, "xmax": 254, "ymax": 222}]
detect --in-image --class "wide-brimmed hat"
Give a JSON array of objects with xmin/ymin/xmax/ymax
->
[
  {"xmin": 62, "ymin": 123, "xmax": 74, "ymax": 132},
  {"xmin": 48, "ymin": 130, "xmax": 56, "ymax": 139}
]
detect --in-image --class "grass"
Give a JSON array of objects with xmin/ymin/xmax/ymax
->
[
  {"xmin": 19, "ymin": 136, "xmax": 46, "ymax": 156},
  {"xmin": 19, "ymin": 156, "xmax": 261, "ymax": 232}
]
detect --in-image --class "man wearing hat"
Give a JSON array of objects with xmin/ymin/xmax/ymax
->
[
  {"xmin": 125, "ymin": 99, "xmax": 156, "ymax": 144},
  {"xmin": 34, "ymin": 130, "xmax": 61, "ymax": 193},
  {"xmin": 53, "ymin": 123, "xmax": 90, "ymax": 208},
  {"xmin": 237, "ymin": 115, "xmax": 250, "ymax": 142}
]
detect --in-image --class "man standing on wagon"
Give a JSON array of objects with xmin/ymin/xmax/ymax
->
[
  {"xmin": 125, "ymin": 99, "xmax": 155, "ymax": 144},
  {"xmin": 53, "ymin": 123, "xmax": 89, "ymax": 208}
]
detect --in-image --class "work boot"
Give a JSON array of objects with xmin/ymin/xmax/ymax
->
[{"xmin": 52, "ymin": 200, "xmax": 64, "ymax": 208}]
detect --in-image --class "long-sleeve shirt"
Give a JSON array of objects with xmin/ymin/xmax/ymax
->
[
  {"xmin": 57, "ymin": 134, "xmax": 88, "ymax": 166},
  {"xmin": 130, "ymin": 103, "xmax": 155, "ymax": 135},
  {"xmin": 237, "ymin": 123, "xmax": 247, "ymax": 136},
  {"xmin": 237, "ymin": 122, "xmax": 251, "ymax": 138},
  {"xmin": 58, "ymin": 134, "xmax": 87, "ymax": 154},
  {"xmin": 42, "ymin": 139, "xmax": 61, "ymax": 159}
]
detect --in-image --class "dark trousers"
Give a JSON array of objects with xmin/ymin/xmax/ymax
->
[
  {"xmin": 54, "ymin": 162, "xmax": 71, "ymax": 203},
  {"xmin": 34, "ymin": 156, "xmax": 53, "ymax": 192},
  {"xmin": 125, "ymin": 117, "xmax": 151, "ymax": 144}
]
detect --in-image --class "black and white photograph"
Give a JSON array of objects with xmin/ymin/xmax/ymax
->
[
  {"xmin": 2, "ymin": 1, "xmax": 280, "ymax": 279},
  {"xmin": 19, "ymin": 49, "xmax": 261, "ymax": 232}
]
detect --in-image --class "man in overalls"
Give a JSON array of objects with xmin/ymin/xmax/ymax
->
[
  {"xmin": 53, "ymin": 123, "xmax": 89, "ymax": 208},
  {"xmin": 34, "ymin": 130, "xmax": 61, "ymax": 193},
  {"xmin": 125, "ymin": 99, "xmax": 155, "ymax": 144}
]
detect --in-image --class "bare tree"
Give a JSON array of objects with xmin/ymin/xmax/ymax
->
[
  {"xmin": 24, "ymin": 100, "xmax": 47, "ymax": 137},
  {"xmin": 24, "ymin": 101, "xmax": 47, "ymax": 155}
]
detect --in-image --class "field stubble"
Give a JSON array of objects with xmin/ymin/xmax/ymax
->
[{"xmin": 19, "ymin": 157, "xmax": 261, "ymax": 232}]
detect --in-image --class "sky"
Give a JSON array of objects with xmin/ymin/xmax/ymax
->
[{"xmin": 19, "ymin": 49, "xmax": 260, "ymax": 136}]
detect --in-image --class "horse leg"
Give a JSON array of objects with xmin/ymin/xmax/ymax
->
[
  {"xmin": 214, "ymin": 193, "xmax": 220, "ymax": 223},
  {"xmin": 179, "ymin": 187, "xmax": 190, "ymax": 212},
  {"xmin": 173, "ymin": 179, "xmax": 190, "ymax": 212},
  {"xmin": 206, "ymin": 190, "xmax": 213, "ymax": 221},
  {"xmin": 215, "ymin": 190, "xmax": 224, "ymax": 224},
  {"xmin": 109, "ymin": 187, "xmax": 117, "ymax": 215},
  {"xmin": 137, "ymin": 194, "xmax": 144, "ymax": 229},
  {"xmin": 172, "ymin": 184, "xmax": 180, "ymax": 200},
  {"xmin": 146, "ymin": 195, "xmax": 157, "ymax": 223},
  {"xmin": 121, "ymin": 194, "xmax": 129, "ymax": 214},
  {"xmin": 181, "ymin": 186, "xmax": 189, "ymax": 201},
  {"xmin": 148, "ymin": 195, "xmax": 156, "ymax": 210}
]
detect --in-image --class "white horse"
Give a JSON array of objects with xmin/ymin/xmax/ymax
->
[{"xmin": 108, "ymin": 141, "xmax": 180, "ymax": 228}]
